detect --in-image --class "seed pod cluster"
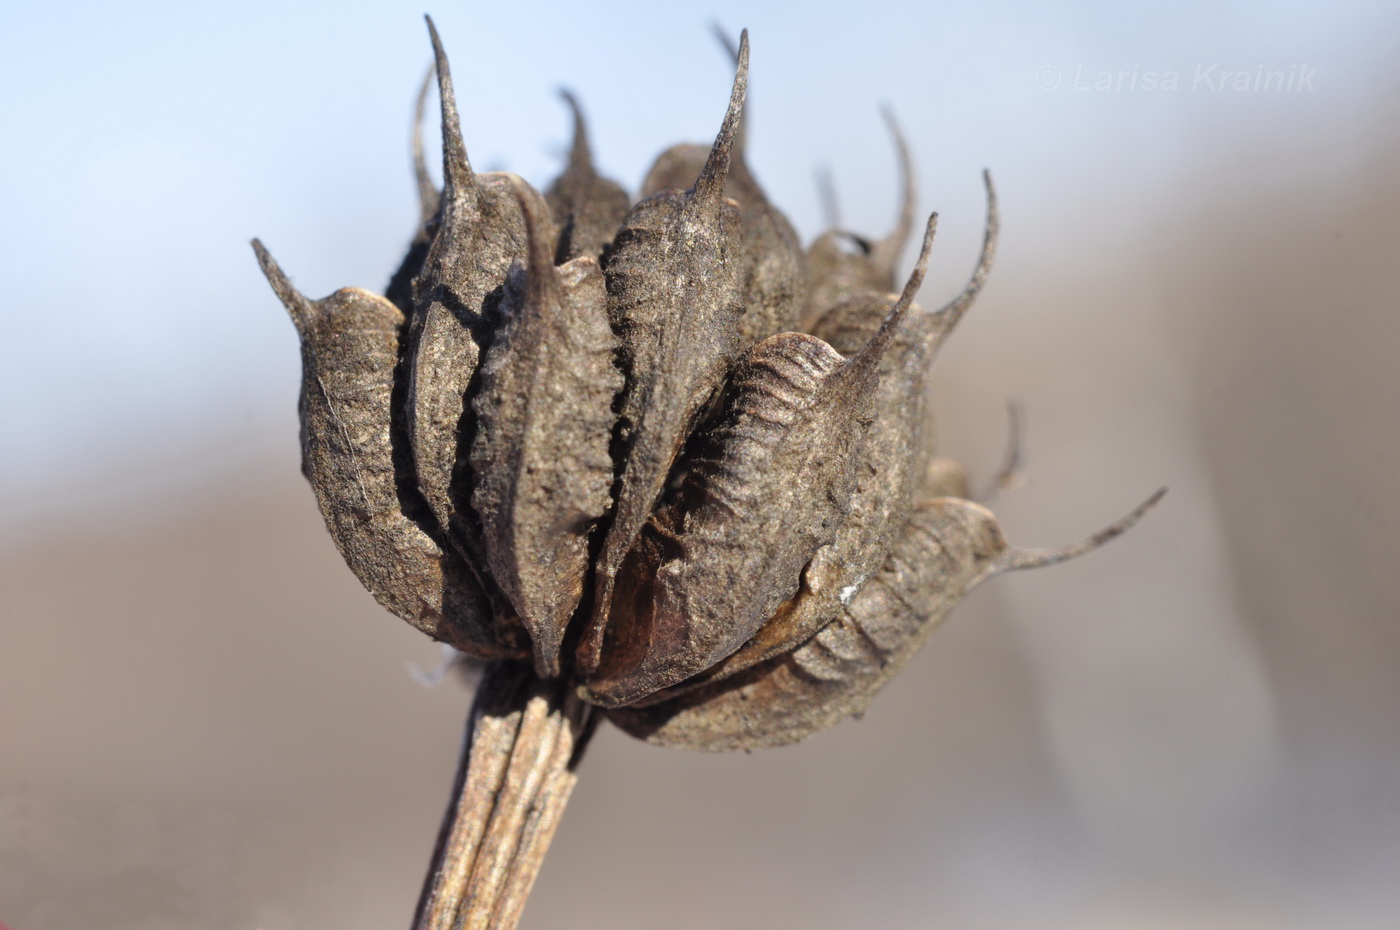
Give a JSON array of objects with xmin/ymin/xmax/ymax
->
[{"xmin": 254, "ymin": 19, "xmax": 1161, "ymax": 752}]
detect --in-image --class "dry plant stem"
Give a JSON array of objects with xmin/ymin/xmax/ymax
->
[{"xmin": 412, "ymin": 662, "xmax": 595, "ymax": 930}]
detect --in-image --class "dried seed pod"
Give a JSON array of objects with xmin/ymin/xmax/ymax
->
[
  {"xmin": 636, "ymin": 211, "xmax": 950, "ymax": 704},
  {"xmin": 815, "ymin": 170, "xmax": 997, "ymax": 362},
  {"xmin": 258, "ymin": 24, "xmax": 1167, "ymax": 926},
  {"xmin": 470, "ymin": 179, "xmax": 622, "ymax": 678},
  {"xmin": 579, "ymin": 32, "xmax": 751, "ymax": 672},
  {"xmin": 748, "ymin": 173, "xmax": 997, "ymax": 658},
  {"xmin": 404, "ymin": 19, "xmax": 552, "ymax": 588},
  {"xmin": 543, "ymin": 91, "xmax": 632, "ymax": 264},
  {"xmin": 607, "ymin": 491, "xmax": 1164, "ymax": 750},
  {"xmin": 252, "ymin": 241, "xmax": 526, "ymax": 659},
  {"xmin": 583, "ymin": 229, "xmax": 933, "ymax": 705},
  {"xmin": 640, "ymin": 27, "xmax": 807, "ymax": 347},
  {"xmin": 803, "ymin": 108, "xmax": 917, "ymax": 329}
]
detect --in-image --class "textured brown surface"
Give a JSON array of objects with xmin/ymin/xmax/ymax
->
[
  {"xmin": 581, "ymin": 37, "xmax": 751, "ymax": 665},
  {"xmin": 251, "ymin": 246, "xmax": 519, "ymax": 659},
  {"xmin": 589, "ymin": 331, "xmax": 865, "ymax": 705},
  {"xmin": 612, "ymin": 491, "xmax": 1160, "ymax": 749},
  {"xmin": 403, "ymin": 23, "xmax": 543, "ymax": 595},
  {"xmin": 542, "ymin": 91, "xmax": 631, "ymax": 264},
  {"xmin": 671, "ymin": 187, "xmax": 997, "ymax": 696},
  {"xmin": 639, "ymin": 215, "xmax": 956, "ymax": 702},
  {"xmin": 412, "ymin": 665, "xmax": 592, "ymax": 930},
  {"xmin": 609, "ymin": 500, "xmax": 1033, "ymax": 748},
  {"xmin": 638, "ymin": 29, "xmax": 808, "ymax": 348},
  {"xmin": 470, "ymin": 183, "xmax": 621, "ymax": 677}
]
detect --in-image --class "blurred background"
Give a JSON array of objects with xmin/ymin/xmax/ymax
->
[{"xmin": 2, "ymin": 1, "xmax": 1397, "ymax": 928}]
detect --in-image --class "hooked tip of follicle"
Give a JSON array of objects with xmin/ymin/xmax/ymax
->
[
  {"xmin": 424, "ymin": 15, "xmax": 447, "ymax": 77},
  {"xmin": 980, "ymin": 169, "xmax": 999, "ymax": 238},
  {"xmin": 878, "ymin": 102, "xmax": 901, "ymax": 134},
  {"xmin": 1089, "ymin": 485, "xmax": 1168, "ymax": 549},
  {"xmin": 898, "ymin": 211, "xmax": 941, "ymax": 315},
  {"xmin": 828, "ymin": 211, "xmax": 936, "ymax": 390},
  {"xmin": 504, "ymin": 180, "xmax": 557, "ymax": 298},
  {"xmin": 250, "ymin": 238, "xmax": 312, "ymax": 324},
  {"xmin": 557, "ymin": 88, "xmax": 594, "ymax": 170},
  {"xmin": 880, "ymin": 106, "xmax": 911, "ymax": 165},
  {"xmin": 927, "ymin": 169, "xmax": 999, "ymax": 341},
  {"xmin": 980, "ymin": 170, "xmax": 1000, "ymax": 249},
  {"xmin": 693, "ymin": 28, "xmax": 750, "ymax": 207},
  {"xmin": 424, "ymin": 16, "xmax": 475, "ymax": 194},
  {"xmin": 1001, "ymin": 485, "xmax": 1168, "ymax": 573},
  {"xmin": 423, "ymin": 17, "xmax": 454, "ymax": 130},
  {"xmin": 413, "ymin": 61, "xmax": 436, "ymax": 134},
  {"xmin": 981, "ymin": 170, "xmax": 1000, "ymax": 275},
  {"xmin": 877, "ymin": 106, "xmax": 915, "ymax": 244},
  {"xmin": 854, "ymin": 210, "xmax": 939, "ymax": 363},
  {"xmin": 412, "ymin": 63, "xmax": 439, "ymax": 218},
  {"xmin": 711, "ymin": 23, "xmax": 748, "ymax": 157}
]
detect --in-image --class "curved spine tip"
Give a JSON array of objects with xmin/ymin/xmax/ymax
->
[
  {"xmin": 505, "ymin": 179, "xmax": 559, "ymax": 308},
  {"xmin": 871, "ymin": 106, "xmax": 917, "ymax": 281},
  {"xmin": 250, "ymin": 238, "xmax": 312, "ymax": 326},
  {"xmin": 692, "ymin": 28, "xmax": 749, "ymax": 210},
  {"xmin": 999, "ymin": 486, "xmax": 1168, "ymax": 573},
  {"xmin": 933, "ymin": 169, "xmax": 999, "ymax": 331},
  {"xmin": 424, "ymin": 16, "xmax": 476, "ymax": 202},
  {"xmin": 710, "ymin": 23, "xmax": 748, "ymax": 159},
  {"xmin": 845, "ymin": 210, "xmax": 939, "ymax": 376},
  {"xmin": 412, "ymin": 62, "xmax": 438, "ymax": 224},
  {"xmin": 978, "ymin": 400, "xmax": 1027, "ymax": 501},
  {"xmin": 558, "ymin": 88, "xmax": 592, "ymax": 171}
]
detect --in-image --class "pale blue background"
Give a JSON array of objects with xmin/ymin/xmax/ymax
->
[{"xmin": 1, "ymin": 0, "xmax": 1394, "ymax": 534}]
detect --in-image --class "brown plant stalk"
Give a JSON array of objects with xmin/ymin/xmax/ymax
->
[{"xmin": 412, "ymin": 665, "xmax": 594, "ymax": 930}]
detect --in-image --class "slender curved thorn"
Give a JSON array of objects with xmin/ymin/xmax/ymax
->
[
  {"xmin": 931, "ymin": 169, "xmax": 999, "ymax": 341},
  {"xmin": 424, "ymin": 15, "xmax": 476, "ymax": 202},
  {"xmin": 976, "ymin": 400, "xmax": 1027, "ymax": 502},
  {"xmin": 505, "ymin": 177, "xmax": 560, "ymax": 307},
  {"xmin": 692, "ymin": 28, "xmax": 749, "ymax": 210},
  {"xmin": 250, "ymin": 239, "xmax": 312, "ymax": 326},
  {"xmin": 870, "ymin": 106, "xmax": 917, "ymax": 280},
  {"xmin": 412, "ymin": 62, "xmax": 438, "ymax": 225},
  {"xmin": 710, "ymin": 23, "xmax": 747, "ymax": 155},
  {"xmin": 998, "ymin": 486, "xmax": 1168, "ymax": 573},
  {"xmin": 843, "ymin": 211, "xmax": 939, "ymax": 379},
  {"xmin": 558, "ymin": 88, "xmax": 593, "ymax": 172}
]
